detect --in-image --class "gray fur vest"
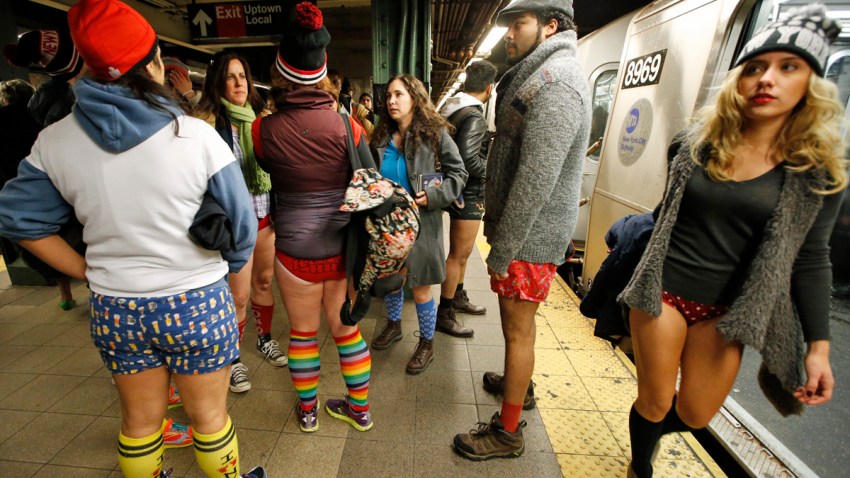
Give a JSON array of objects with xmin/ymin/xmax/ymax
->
[{"xmin": 619, "ymin": 136, "xmax": 827, "ymax": 416}]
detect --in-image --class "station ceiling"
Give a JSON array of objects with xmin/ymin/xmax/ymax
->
[{"xmin": 11, "ymin": 0, "xmax": 654, "ymax": 98}]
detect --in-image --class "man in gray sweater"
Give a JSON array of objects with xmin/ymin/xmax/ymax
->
[{"xmin": 453, "ymin": 0, "xmax": 591, "ymax": 460}]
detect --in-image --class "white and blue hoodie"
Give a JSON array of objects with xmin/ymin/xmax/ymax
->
[{"xmin": 0, "ymin": 78, "xmax": 257, "ymax": 297}]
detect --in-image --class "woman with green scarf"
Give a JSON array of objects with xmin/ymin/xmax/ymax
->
[{"xmin": 197, "ymin": 52, "xmax": 287, "ymax": 396}]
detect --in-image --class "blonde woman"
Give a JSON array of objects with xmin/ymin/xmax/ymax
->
[{"xmin": 619, "ymin": 5, "xmax": 847, "ymax": 477}]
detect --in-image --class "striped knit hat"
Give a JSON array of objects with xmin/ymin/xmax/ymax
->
[{"xmin": 275, "ymin": 2, "xmax": 330, "ymax": 85}]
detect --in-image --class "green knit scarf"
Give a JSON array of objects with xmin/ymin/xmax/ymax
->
[{"xmin": 220, "ymin": 98, "xmax": 271, "ymax": 194}]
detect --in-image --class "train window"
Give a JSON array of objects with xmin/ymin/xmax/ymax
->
[{"xmin": 588, "ymin": 70, "xmax": 617, "ymax": 161}]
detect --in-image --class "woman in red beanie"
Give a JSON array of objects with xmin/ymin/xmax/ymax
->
[
  {"xmin": 0, "ymin": 1, "xmax": 265, "ymax": 477},
  {"xmin": 197, "ymin": 52, "xmax": 287, "ymax": 396}
]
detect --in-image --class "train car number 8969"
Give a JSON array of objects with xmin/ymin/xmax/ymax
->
[{"xmin": 622, "ymin": 49, "xmax": 667, "ymax": 90}]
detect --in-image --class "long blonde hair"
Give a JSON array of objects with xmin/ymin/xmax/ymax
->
[{"xmin": 690, "ymin": 65, "xmax": 848, "ymax": 194}]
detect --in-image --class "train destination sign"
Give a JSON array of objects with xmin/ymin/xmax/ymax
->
[
  {"xmin": 188, "ymin": 1, "xmax": 291, "ymax": 40},
  {"xmin": 621, "ymin": 49, "xmax": 667, "ymax": 90}
]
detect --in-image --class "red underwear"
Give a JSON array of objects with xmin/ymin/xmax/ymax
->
[
  {"xmin": 257, "ymin": 215, "xmax": 271, "ymax": 231},
  {"xmin": 275, "ymin": 250, "xmax": 346, "ymax": 282},
  {"xmin": 661, "ymin": 290, "xmax": 729, "ymax": 326}
]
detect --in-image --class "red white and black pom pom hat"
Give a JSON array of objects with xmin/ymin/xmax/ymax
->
[
  {"xmin": 2, "ymin": 30, "xmax": 83, "ymax": 81},
  {"xmin": 276, "ymin": 1, "xmax": 331, "ymax": 85}
]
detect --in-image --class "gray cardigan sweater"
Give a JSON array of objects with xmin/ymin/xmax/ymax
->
[
  {"xmin": 620, "ymin": 133, "xmax": 841, "ymax": 416},
  {"xmin": 374, "ymin": 129, "xmax": 468, "ymax": 288},
  {"xmin": 484, "ymin": 30, "xmax": 591, "ymax": 274}
]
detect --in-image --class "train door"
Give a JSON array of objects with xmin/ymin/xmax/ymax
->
[{"xmin": 582, "ymin": 0, "xmax": 744, "ymax": 292}]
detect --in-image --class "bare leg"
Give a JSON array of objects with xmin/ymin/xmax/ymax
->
[
  {"xmin": 172, "ymin": 367, "xmax": 231, "ymax": 434},
  {"xmin": 228, "ymin": 254, "xmax": 255, "ymax": 336},
  {"xmin": 441, "ymin": 219, "xmax": 479, "ymax": 299},
  {"xmin": 499, "ymin": 296, "xmax": 539, "ymax": 407},
  {"xmin": 114, "ymin": 367, "xmax": 170, "ymax": 437},
  {"xmin": 250, "ymin": 226, "xmax": 275, "ymax": 307},
  {"xmin": 677, "ymin": 318, "xmax": 743, "ymax": 427}
]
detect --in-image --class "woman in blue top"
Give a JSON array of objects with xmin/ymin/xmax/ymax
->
[{"xmin": 369, "ymin": 74, "xmax": 468, "ymax": 374}]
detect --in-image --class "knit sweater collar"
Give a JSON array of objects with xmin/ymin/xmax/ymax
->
[{"xmin": 496, "ymin": 30, "xmax": 578, "ymax": 115}]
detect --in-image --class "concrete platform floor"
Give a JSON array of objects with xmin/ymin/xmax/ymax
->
[{"xmin": 0, "ymin": 235, "xmax": 723, "ymax": 477}]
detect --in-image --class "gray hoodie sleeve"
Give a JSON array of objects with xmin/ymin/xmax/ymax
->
[{"xmin": 486, "ymin": 82, "xmax": 585, "ymax": 274}]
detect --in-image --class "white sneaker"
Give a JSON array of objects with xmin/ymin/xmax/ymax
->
[
  {"xmin": 257, "ymin": 338, "xmax": 289, "ymax": 367},
  {"xmin": 229, "ymin": 362, "xmax": 251, "ymax": 393}
]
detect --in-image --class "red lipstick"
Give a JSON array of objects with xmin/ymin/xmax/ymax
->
[{"xmin": 751, "ymin": 94, "xmax": 775, "ymax": 105}]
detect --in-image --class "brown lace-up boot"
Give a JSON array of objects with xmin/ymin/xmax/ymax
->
[
  {"xmin": 452, "ymin": 289, "xmax": 486, "ymax": 315},
  {"xmin": 436, "ymin": 306, "xmax": 474, "ymax": 337},
  {"xmin": 371, "ymin": 320, "xmax": 402, "ymax": 350},
  {"xmin": 405, "ymin": 337, "xmax": 434, "ymax": 374},
  {"xmin": 482, "ymin": 372, "xmax": 536, "ymax": 410},
  {"xmin": 453, "ymin": 412, "xmax": 526, "ymax": 461}
]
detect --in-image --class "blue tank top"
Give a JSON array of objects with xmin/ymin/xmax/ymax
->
[{"xmin": 380, "ymin": 139, "xmax": 414, "ymax": 194}]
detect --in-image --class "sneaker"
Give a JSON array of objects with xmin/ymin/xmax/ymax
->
[
  {"xmin": 58, "ymin": 299, "xmax": 75, "ymax": 311},
  {"xmin": 482, "ymin": 372, "xmax": 536, "ymax": 410},
  {"xmin": 297, "ymin": 401, "xmax": 319, "ymax": 433},
  {"xmin": 257, "ymin": 337, "xmax": 289, "ymax": 367},
  {"xmin": 163, "ymin": 419, "xmax": 193, "ymax": 448},
  {"xmin": 242, "ymin": 466, "xmax": 267, "ymax": 478},
  {"xmin": 453, "ymin": 412, "xmax": 526, "ymax": 461},
  {"xmin": 229, "ymin": 362, "xmax": 251, "ymax": 393},
  {"xmin": 167, "ymin": 385, "xmax": 182, "ymax": 409},
  {"xmin": 159, "ymin": 468, "xmax": 173, "ymax": 478},
  {"xmin": 325, "ymin": 397, "xmax": 373, "ymax": 431}
]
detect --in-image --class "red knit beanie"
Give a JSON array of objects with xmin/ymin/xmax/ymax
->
[{"xmin": 68, "ymin": 0, "xmax": 158, "ymax": 82}]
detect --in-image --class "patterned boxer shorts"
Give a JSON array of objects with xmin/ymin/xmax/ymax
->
[
  {"xmin": 90, "ymin": 283, "xmax": 240, "ymax": 375},
  {"xmin": 490, "ymin": 260, "xmax": 558, "ymax": 303}
]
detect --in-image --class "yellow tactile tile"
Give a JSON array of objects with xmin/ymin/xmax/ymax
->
[
  {"xmin": 556, "ymin": 454, "xmax": 629, "ymax": 477},
  {"xmin": 654, "ymin": 459, "xmax": 715, "ymax": 477},
  {"xmin": 533, "ymin": 373, "xmax": 596, "ymax": 411},
  {"xmin": 601, "ymin": 412, "xmax": 701, "ymax": 462},
  {"xmin": 534, "ymin": 347, "xmax": 576, "ymax": 375},
  {"xmin": 581, "ymin": 376, "xmax": 638, "ymax": 412},
  {"xmin": 567, "ymin": 349, "xmax": 632, "ymax": 378},
  {"xmin": 539, "ymin": 409, "xmax": 623, "ymax": 457},
  {"xmin": 551, "ymin": 326, "xmax": 613, "ymax": 351},
  {"xmin": 535, "ymin": 325, "xmax": 563, "ymax": 349}
]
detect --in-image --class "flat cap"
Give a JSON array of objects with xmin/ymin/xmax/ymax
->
[{"xmin": 496, "ymin": 0, "xmax": 573, "ymax": 27}]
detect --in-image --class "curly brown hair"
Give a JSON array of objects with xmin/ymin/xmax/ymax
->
[{"xmin": 372, "ymin": 74, "xmax": 454, "ymax": 158}]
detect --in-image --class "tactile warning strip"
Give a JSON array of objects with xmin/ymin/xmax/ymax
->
[
  {"xmin": 550, "ymin": 326, "xmax": 613, "ymax": 351},
  {"xmin": 533, "ymin": 373, "xmax": 597, "ymax": 411},
  {"xmin": 534, "ymin": 348, "xmax": 577, "ymax": 375},
  {"xmin": 582, "ymin": 376, "xmax": 638, "ymax": 412},
  {"xmin": 540, "ymin": 408, "xmax": 624, "ymax": 457},
  {"xmin": 556, "ymin": 454, "xmax": 629, "ymax": 477},
  {"xmin": 566, "ymin": 349, "xmax": 632, "ymax": 378}
]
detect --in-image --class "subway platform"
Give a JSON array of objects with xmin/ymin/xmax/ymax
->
[{"xmin": 0, "ymin": 229, "xmax": 724, "ymax": 477}]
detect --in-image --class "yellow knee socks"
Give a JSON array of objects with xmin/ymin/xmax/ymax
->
[
  {"xmin": 117, "ymin": 420, "xmax": 165, "ymax": 478},
  {"xmin": 193, "ymin": 416, "xmax": 240, "ymax": 477}
]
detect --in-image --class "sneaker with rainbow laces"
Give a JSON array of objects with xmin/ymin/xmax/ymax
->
[
  {"xmin": 167, "ymin": 385, "xmax": 182, "ymax": 409},
  {"xmin": 163, "ymin": 419, "xmax": 193, "ymax": 449}
]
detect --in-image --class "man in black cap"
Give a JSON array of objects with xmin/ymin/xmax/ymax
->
[{"xmin": 453, "ymin": 0, "xmax": 591, "ymax": 460}]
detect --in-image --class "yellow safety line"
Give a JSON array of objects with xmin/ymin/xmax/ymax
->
[{"xmin": 474, "ymin": 228, "xmax": 724, "ymax": 477}]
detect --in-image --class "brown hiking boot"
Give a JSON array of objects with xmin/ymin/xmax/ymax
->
[
  {"xmin": 372, "ymin": 320, "xmax": 402, "ymax": 350},
  {"xmin": 405, "ymin": 337, "xmax": 434, "ymax": 374},
  {"xmin": 436, "ymin": 307, "xmax": 474, "ymax": 338},
  {"xmin": 452, "ymin": 289, "xmax": 486, "ymax": 315},
  {"xmin": 453, "ymin": 412, "xmax": 526, "ymax": 460},
  {"xmin": 482, "ymin": 372, "xmax": 536, "ymax": 410}
]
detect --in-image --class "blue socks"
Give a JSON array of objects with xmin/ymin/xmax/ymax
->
[
  {"xmin": 385, "ymin": 290, "xmax": 404, "ymax": 322},
  {"xmin": 415, "ymin": 299, "xmax": 437, "ymax": 340},
  {"xmin": 385, "ymin": 291, "xmax": 436, "ymax": 340}
]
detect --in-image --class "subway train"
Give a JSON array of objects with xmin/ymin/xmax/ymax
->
[{"xmin": 573, "ymin": 1, "xmax": 850, "ymax": 477}]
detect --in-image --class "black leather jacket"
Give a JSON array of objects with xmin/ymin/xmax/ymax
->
[{"xmin": 448, "ymin": 105, "xmax": 490, "ymax": 200}]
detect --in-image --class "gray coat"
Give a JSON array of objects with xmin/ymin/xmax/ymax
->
[
  {"xmin": 484, "ymin": 30, "xmax": 591, "ymax": 274},
  {"xmin": 374, "ymin": 128, "xmax": 468, "ymax": 288},
  {"xmin": 619, "ymin": 133, "xmax": 837, "ymax": 416}
]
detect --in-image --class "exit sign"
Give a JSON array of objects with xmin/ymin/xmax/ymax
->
[{"xmin": 187, "ymin": 1, "xmax": 314, "ymax": 41}]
